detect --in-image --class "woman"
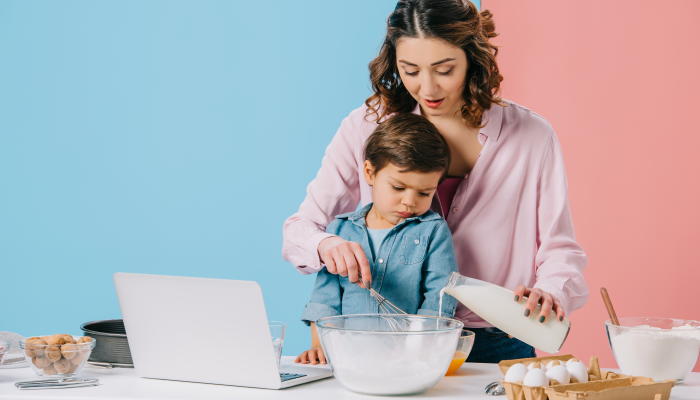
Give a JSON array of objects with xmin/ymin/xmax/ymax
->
[{"xmin": 283, "ymin": 0, "xmax": 589, "ymax": 363}]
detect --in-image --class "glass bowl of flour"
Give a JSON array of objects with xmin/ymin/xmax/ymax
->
[
  {"xmin": 606, "ymin": 317, "xmax": 700, "ymax": 384},
  {"xmin": 316, "ymin": 314, "xmax": 463, "ymax": 395}
]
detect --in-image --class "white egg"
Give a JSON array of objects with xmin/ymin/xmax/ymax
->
[
  {"xmin": 523, "ymin": 368, "xmax": 549, "ymax": 387},
  {"xmin": 567, "ymin": 361, "xmax": 589, "ymax": 383},
  {"xmin": 504, "ymin": 363, "xmax": 528, "ymax": 383},
  {"xmin": 546, "ymin": 360, "xmax": 563, "ymax": 369},
  {"xmin": 565, "ymin": 358, "xmax": 575, "ymax": 366},
  {"xmin": 527, "ymin": 362, "xmax": 547, "ymax": 371},
  {"xmin": 546, "ymin": 365, "xmax": 571, "ymax": 385}
]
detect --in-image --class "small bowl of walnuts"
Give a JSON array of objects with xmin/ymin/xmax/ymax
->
[{"xmin": 19, "ymin": 334, "xmax": 96, "ymax": 377}]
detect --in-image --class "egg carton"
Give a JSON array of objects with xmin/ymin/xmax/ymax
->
[
  {"xmin": 544, "ymin": 376, "xmax": 675, "ymax": 400},
  {"xmin": 498, "ymin": 355, "xmax": 630, "ymax": 400}
]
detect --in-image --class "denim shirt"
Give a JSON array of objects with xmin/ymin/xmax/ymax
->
[{"xmin": 300, "ymin": 203, "xmax": 459, "ymax": 325}]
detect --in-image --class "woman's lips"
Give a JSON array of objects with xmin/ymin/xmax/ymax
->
[
  {"xmin": 397, "ymin": 211, "xmax": 412, "ymax": 218},
  {"xmin": 424, "ymin": 98, "xmax": 444, "ymax": 108}
]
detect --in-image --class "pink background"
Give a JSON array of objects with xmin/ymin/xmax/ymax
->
[{"xmin": 483, "ymin": 0, "xmax": 700, "ymax": 371}]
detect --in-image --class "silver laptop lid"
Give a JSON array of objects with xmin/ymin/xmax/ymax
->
[{"xmin": 114, "ymin": 273, "xmax": 282, "ymax": 389}]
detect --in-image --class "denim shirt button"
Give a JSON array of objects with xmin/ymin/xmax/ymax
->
[
  {"xmin": 414, "ymin": 239, "xmax": 420, "ymax": 244},
  {"xmin": 399, "ymin": 256, "xmax": 405, "ymax": 262},
  {"xmin": 378, "ymin": 258, "xmax": 384, "ymax": 264}
]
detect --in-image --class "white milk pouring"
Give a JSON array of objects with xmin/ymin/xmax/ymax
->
[{"xmin": 441, "ymin": 272, "xmax": 570, "ymax": 354}]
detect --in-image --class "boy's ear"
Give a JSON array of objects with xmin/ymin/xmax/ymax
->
[{"xmin": 363, "ymin": 160, "xmax": 376, "ymax": 186}]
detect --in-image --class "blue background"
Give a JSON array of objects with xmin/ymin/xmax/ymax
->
[{"xmin": 0, "ymin": 0, "xmax": 479, "ymax": 356}]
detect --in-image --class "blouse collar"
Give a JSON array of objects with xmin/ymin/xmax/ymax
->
[{"xmin": 410, "ymin": 101, "xmax": 504, "ymax": 142}]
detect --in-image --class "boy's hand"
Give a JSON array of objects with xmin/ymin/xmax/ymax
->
[{"xmin": 295, "ymin": 345, "xmax": 326, "ymax": 365}]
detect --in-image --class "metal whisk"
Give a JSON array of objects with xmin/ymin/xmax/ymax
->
[{"xmin": 359, "ymin": 277, "xmax": 411, "ymax": 332}]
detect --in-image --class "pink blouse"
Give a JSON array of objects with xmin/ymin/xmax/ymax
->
[
  {"xmin": 437, "ymin": 177, "xmax": 463, "ymax": 218},
  {"xmin": 282, "ymin": 101, "xmax": 589, "ymax": 327}
]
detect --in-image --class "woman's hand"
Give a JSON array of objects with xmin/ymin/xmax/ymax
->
[
  {"xmin": 318, "ymin": 236, "xmax": 371, "ymax": 288},
  {"xmin": 295, "ymin": 345, "xmax": 327, "ymax": 365},
  {"xmin": 513, "ymin": 285, "xmax": 565, "ymax": 323}
]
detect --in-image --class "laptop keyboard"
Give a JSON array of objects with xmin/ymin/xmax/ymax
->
[{"xmin": 280, "ymin": 373, "xmax": 307, "ymax": 382}]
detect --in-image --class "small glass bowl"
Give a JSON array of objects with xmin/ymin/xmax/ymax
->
[
  {"xmin": 0, "ymin": 340, "xmax": 9, "ymax": 365},
  {"xmin": 606, "ymin": 317, "xmax": 700, "ymax": 384},
  {"xmin": 19, "ymin": 336, "xmax": 96, "ymax": 377},
  {"xmin": 445, "ymin": 329, "xmax": 475, "ymax": 376}
]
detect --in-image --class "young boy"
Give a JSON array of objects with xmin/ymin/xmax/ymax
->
[{"xmin": 295, "ymin": 113, "xmax": 459, "ymax": 365}]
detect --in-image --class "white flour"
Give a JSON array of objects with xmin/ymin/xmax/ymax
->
[
  {"xmin": 320, "ymin": 327, "xmax": 457, "ymax": 395},
  {"xmin": 335, "ymin": 361, "xmax": 440, "ymax": 395},
  {"xmin": 610, "ymin": 324, "xmax": 700, "ymax": 382}
]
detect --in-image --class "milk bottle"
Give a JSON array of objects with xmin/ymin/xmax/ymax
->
[{"xmin": 442, "ymin": 272, "xmax": 570, "ymax": 354}]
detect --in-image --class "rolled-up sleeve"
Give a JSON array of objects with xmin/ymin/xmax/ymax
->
[
  {"xmin": 300, "ymin": 267, "xmax": 344, "ymax": 326},
  {"xmin": 282, "ymin": 112, "xmax": 362, "ymax": 274},
  {"xmin": 533, "ymin": 130, "xmax": 589, "ymax": 316}
]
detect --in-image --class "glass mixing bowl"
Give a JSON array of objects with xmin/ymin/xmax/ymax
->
[
  {"xmin": 606, "ymin": 317, "xmax": 700, "ymax": 384},
  {"xmin": 316, "ymin": 314, "xmax": 464, "ymax": 395}
]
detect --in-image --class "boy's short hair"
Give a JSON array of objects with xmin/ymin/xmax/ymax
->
[{"xmin": 364, "ymin": 113, "xmax": 451, "ymax": 183}]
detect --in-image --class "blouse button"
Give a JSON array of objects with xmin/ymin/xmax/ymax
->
[
  {"xmin": 414, "ymin": 239, "xmax": 420, "ymax": 244},
  {"xmin": 453, "ymin": 207, "xmax": 459, "ymax": 213},
  {"xmin": 378, "ymin": 259, "xmax": 384, "ymax": 264}
]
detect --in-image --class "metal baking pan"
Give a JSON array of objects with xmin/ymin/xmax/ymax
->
[{"xmin": 80, "ymin": 319, "xmax": 133, "ymax": 365}]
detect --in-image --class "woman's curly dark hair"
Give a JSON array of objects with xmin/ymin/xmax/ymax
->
[{"xmin": 365, "ymin": 0, "xmax": 504, "ymax": 128}]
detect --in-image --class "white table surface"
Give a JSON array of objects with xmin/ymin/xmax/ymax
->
[{"xmin": 1, "ymin": 357, "xmax": 698, "ymax": 400}]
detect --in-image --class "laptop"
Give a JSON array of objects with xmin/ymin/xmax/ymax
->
[{"xmin": 113, "ymin": 272, "xmax": 333, "ymax": 389}]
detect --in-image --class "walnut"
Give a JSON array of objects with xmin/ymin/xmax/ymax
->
[
  {"xmin": 61, "ymin": 343, "xmax": 78, "ymax": 360},
  {"xmin": 77, "ymin": 336, "xmax": 93, "ymax": 344},
  {"xmin": 66, "ymin": 362, "xmax": 79, "ymax": 374},
  {"xmin": 43, "ymin": 363, "xmax": 58, "ymax": 375},
  {"xmin": 32, "ymin": 356, "xmax": 52, "ymax": 368},
  {"xmin": 45, "ymin": 345, "xmax": 62, "ymax": 362},
  {"xmin": 25, "ymin": 337, "xmax": 47, "ymax": 358},
  {"xmin": 60, "ymin": 334, "xmax": 77, "ymax": 344},
  {"xmin": 44, "ymin": 334, "xmax": 66, "ymax": 346},
  {"xmin": 70, "ymin": 351, "xmax": 85, "ymax": 366},
  {"xmin": 54, "ymin": 358, "xmax": 72, "ymax": 374}
]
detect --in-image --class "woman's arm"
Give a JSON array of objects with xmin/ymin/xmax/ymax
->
[
  {"xmin": 417, "ymin": 221, "xmax": 459, "ymax": 317},
  {"xmin": 515, "ymin": 130, "xmax": 589, "ymax": 322},
  {"xmin": 282, "ymin": 108, "xmax": 370, "ymax": 281}
]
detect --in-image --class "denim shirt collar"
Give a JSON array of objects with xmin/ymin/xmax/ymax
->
[{"xmin": 336, "ymin": 203, "xmax": 442, "ymax": 228}]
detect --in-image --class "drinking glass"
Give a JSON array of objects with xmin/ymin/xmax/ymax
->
[{"xmin": 269, "ymin": 321, "xmax": 286, "ymax": 366}]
